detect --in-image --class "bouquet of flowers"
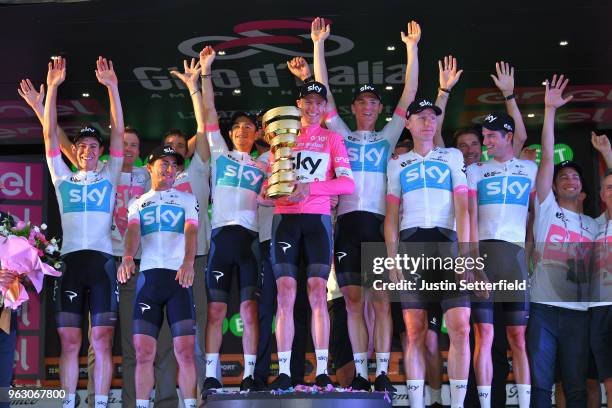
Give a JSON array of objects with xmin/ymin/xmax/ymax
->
[{"xmin": 0, "ymin": 218, "xmax": 63, "ymax": 310}]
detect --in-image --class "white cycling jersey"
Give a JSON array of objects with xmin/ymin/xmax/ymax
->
[
  {"xmin": 173, "ymin": 152, "xmax": 211, "ymax": 255},
  {"xmin": 591, "ymin": 213, "xmax": 612, "ymax": 307},
  {"xmin": 127, "ymin": 188, "xmax": 199, "ymax": 272},
  {"xmin": 207, "ymin": 126, "xmax": 266, "ymax": 232},
  {"xmin": 387, "ymin": 147, "xmax": 467, "ymax": 232},
  {"xmin": 325, "ymin": 108, "xmax": 405, "ymax": 217},
  {"xmin": 111, "ymin": 167, "xmax": 150, "ymax": 257},
  {"xmin": 531, "ymin": 191, "xmax": 598, "ymax": 311},
  {"xmin": 46, "ymin": 147, "xmax": 122, "ymax": 255},
  {"xmin": 466, "ymin": 158, "xmax": 537, "ymax": 244},
  {"xmin": 257, "ymin": 150, "xmax": 274, "ymax": 242}
]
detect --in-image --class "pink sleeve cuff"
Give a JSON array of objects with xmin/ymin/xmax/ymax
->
[
  {"xmin": 110, "ymin": 148, "xmax": 123, "ymax": 158},
  {"xmin": 468, "ymin": 189, "xmax": 477, "ymax": 198},
  {"xmin": 205, "ymin": 123, "xmax": 220, "ymax": 132},
  {"xmin": 47, "ymin": 147, "xmax": 61, "ymax": 158},
  {"xmin": 453, "ymin": 185, "xmax": 468, "ymax": 195},
  {"xmin": 386, "ymin": 194, "xmax": 401, "ymax": 205},
  {"xmin": 324, "ymin": 109, "xmax": 338, "ymax": 122},
  {"xmin": 186, "ymin": 219, "xmax": 199, "ymax": 227},
  {"xmin": 128, "ymin": 219, "xmax": 140, "ymax": 226},
  {"xmin": 394, "ymin": 107, "xmax": 407, "ymax": 118},
  {"xmin": 530, "ymin": 190, "xmax": 536, "ymax": 199}
]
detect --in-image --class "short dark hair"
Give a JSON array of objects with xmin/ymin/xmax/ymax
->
[
  {"xmin": 163, "ymin": 128, "xmax": 187, "ymax": 143},
  {"xmin": 452, "ymin": 128, "xmax": 482, "ymax": 148},
  {"xmin": 124, "ymin": 125, "xmax": 140, "ymax": 138}
]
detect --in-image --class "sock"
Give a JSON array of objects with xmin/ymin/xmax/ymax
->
[
  {"xmin": 135, "ymin": 399, "xmax": 149, "ymax": 408},
  {"xmin": 243, "ymin": 354, "xmax": 256, "ymax": 379},
  {"xmin": 517, "ymin": 384, "xmax": 531, "ymax": 408},
  {"xmin": 376, "ymin": 352, "xmax": 390, "ymax": 376},
  {"xmin": 205, "ymin": 353, "xmax": 219, "ymax": 379},
  {"xmin": 94, "ymin": 395, "xmax": 108, "ymax": 407},
  {"xmin": 406, "ymin": 379, "xmax": 425, "ymax": 408},
  {"xmin": 449, "ymin": 379, "xmax": 468, "ymax": 408},
  {"xmin": 477, "ymin": 386, "xmax": 492, "ymax": 408},
  {"xmin": 315, "ymin": 349, "xmax": 329, "ymax": 376},
  {"xmin": 278, "ymin": 351, "xmax": 292, "ymax": 376},
  {"xmin": 62, "ymin": 394, "xmax": 75, "ymax": 408},
  {"xmin": 430, "ymin": 387, "xmax": 442, "ymax": 405},
  {"xmin": 184, "ymin": 398, "xmax": 197, "ymax": 408},
  {"xmin": 353, "ymin": 352, "xmax": 368, "ymax": 378}
]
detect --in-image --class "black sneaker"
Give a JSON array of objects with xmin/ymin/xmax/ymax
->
[
  {"xmin": 240, "ymin": 375, "xmax": 263, "ymax": 391},
  {"xmin": 428, "ymin": 403, "xmax": 443, "ymax": 408},
  {"xmin": 268, "ymin": 373, "xmax": 292, "ymax": 390},
  {"xmin": 201, "ymin": 376, "xmax": 222, "ymax": 397},
  {"xmin": 350, "ymin": 374, "xmax": 371, "ymax": 391},
  {"xmin": 315, "ymin": 373, "xmax": 334, "ymax": 388},
  {"xmin": 374, "ymin": 372, "xmax": 397, "ymax": 394}
]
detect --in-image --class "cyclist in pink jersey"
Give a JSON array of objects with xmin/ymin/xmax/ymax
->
[{"xmin": 264, "ymin": 80, "xmax": 354, "ymax": 390}]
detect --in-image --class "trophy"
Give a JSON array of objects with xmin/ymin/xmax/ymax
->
[{"xmin": 262, "ymin": 106, "xmax": 301, "ymax": 198}]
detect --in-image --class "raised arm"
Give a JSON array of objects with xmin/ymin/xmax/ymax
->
[
  {"xmin": 18, "ymin": 79, "xmax": 76, "ymax": 165},
  {"xmin": 311, "ymin": 17, "xmax": 338, "ymax": 112},
  {"xmin": 490, "ymin": 61, "xmax": 527, "ymax": 156},
  {"xmin": 434, "ymin": 55, "xmax": 463, "ymax": 147},
  {"xmin": 397, "ymin": 21, "xmax": 421, "ymax": 112},
  {"xmin": 536, "ymin": 74, "xmax": 573, "ymax": 203},
  {"xmin": 591, "ymin": 131, "xmax": 612, "ymax": 169},
  {"xmin": 171, "ymin": 58, "xmax": 210, "ymax": 162},
  {"xmin": 199, "ymin": 46, "xmax": 219, "ymax": 128},
  {"xmin": 43, "ymin": 57, "xmax": 66, "ymax": 154},
  {"xmin": 287, "ymin": 57, "xmax": 312, "ymax": 83},
  {"xmin": 95, "ymin": 57, "xmax": 124, "ymax": 155}
]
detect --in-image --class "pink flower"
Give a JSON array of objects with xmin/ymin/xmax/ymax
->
[
  {"xmin": 16, "ymin": 221, "xmax": 26, "ymax": 230},
  {"xmin": 37, "ymin": 248, "xmax": 43, "ymax": 257}
]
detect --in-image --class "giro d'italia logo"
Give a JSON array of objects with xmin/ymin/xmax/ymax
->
[{"xmin": 178, "ymin": 18, "xmax": 354, "ymax": 59}]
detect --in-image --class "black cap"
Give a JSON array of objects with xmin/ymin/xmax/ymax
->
[
  {"xmin": 298, "ymin": 81, "xmax": 327, "ymax": 101},
  {"xmin": 352, "ymin": 84, "xmax": 381, "ymax": 103},
  {"xmin": 482, "ymin": 112, "xmax": 514, "ymax": 133},
  {"xmin": 407, "ymin": 98, "xmax": 442, "ymax": 118},
  {"xmin": 230, "ymin": 111, "xmax": 259, "ymax": 129},
  {"xmin": 147, "ymin": 145, "xmax": 185, "ymax": 166},
  {"xmin": 72, "ymin": 126, "xmax": 103, "ymax": 145},
  {"xmin": 554, "ymin": 160, "xmax": 584, "ymax": 184}
]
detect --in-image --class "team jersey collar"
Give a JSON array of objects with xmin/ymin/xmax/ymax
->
[
  {"xmin": 301, "ymin": 123, "xmax": 322, "ymax": 135},
  {"xmin": 231, "ymin": 150, "xmax": 252, "ymax": 161},
  {"xmin": 410, "ymin": 145, "xmax": 438, "ymax": 159}
]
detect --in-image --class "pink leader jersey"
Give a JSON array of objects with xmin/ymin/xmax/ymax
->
[{"xmin": 269, "ymin": 124, "xmax": 354, "ymax": 215}]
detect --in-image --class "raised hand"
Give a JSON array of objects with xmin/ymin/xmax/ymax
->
[
  {"xmin": 438, "ymin": 55, "xmax": 463, "ymax": 91},
  {"xmin": 591, "ymin": 131, "xmax": 611, "ymax": 155},
  {"xmin": 311, "ymin": 17, "xmax": 330, "ymax": 43},
  {"xmin": 95, "ymin": 56, "xmax": 118, "ymax": 88},
  {"xmin": 400, "ymin": 20, "xmax": 421, "ymax": 46},
  {"xmin": 18, "ymin": 79, "xmax": 45, "ymax": 111},
  {"xmin": 491, "ymin": 61, "xmax": 515, "ymax": 96},
  {"xmin": 520, "ymin": 147, "xmax": 538, "ymax": 162},
  {"xmin": 170, "ymin": 58, "xmax": 201, "ymax": 91},
  {"xmin": 544, "ymin": 74, "xmax": 573, "ymax": 108},
  {"xmin": 287, "ymin": 57, "xmax": 312, "ymax": 81},
  {"xmin": 199, "ymin": 46, "xmax": 216, "ymax": 73},
  {"xmin": 46, "ymin": 57, "xmax": 66, "ymax": 88}
]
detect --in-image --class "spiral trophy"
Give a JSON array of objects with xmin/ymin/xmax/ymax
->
[{"xmin": 262, "ymin": 106, "xmax": 301, "ymax": 198}]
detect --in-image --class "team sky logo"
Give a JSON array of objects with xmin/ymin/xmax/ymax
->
[
  {"xmin": 418, "ymin": 100, "xmax": 433, "ymax": 108},
  {"xmin": 477, "ymin": 176, "xmax": 531, "ymax": 206},
  {"xmin": 178, "ymin": 18, "xmax": 354, "ymax": 60},
  {"xmin": 306, "ymin": 83, "xmax": 323, "ymax": 93},
  {"xmin": 400, "ymin": 162, "xmax": 452, "ymax": 193},
  {"xmin": 216, "ymin": 155, "xmax": 265, "ymax": 193},
  {"xmin": 359, "ymin": 84, "xmax": 376, "ymax": 93},
  {"xmin": 345, "ymin": 140, "xmax": 390, "ymax": 173},
  {"xmin": 140, "ymin": 204, "xmax": 185, "ymax": 235},
  {"xmin": 292, "ymin": 151, "xmax": 329, "ymax": 181},
  {"xmin": 59, "ymin": 179, "xmax": 113, "ymax": 213}
]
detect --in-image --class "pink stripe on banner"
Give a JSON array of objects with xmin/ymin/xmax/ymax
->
[
  {"xmin": 109, "ymin": 148, "xmax": 123, "ymax": 158},
  {"xmin": 186, "ymin": 219, "xmax": 199, "ymax": 227},
  {"xmin": 394, "ymin": 107, "xmax": 407, "ymax": 118},
  {"xmin": 468, "ymin": 189, "xmax": 477, "ymax": 198},
  {"xmin": 325, "ymin": 109, "xmax": 338, "ymax": 122},
  {"xmin": 386, "ymin": 194, "xmax": 401, "ymax": 205},
  {"xmin": 206, "ymin": 123, "xmax": 220, "ymax": 132},
  {"xmin": 453, "ymin": 185, "xmax": 468, "ymax": 194},
  {"xmin": 128, "ymin": 219, "xmax": 140, "ymax": 225},
  {"xmin": 46, "ymin": 147, "xmax": 61, "ymax": 157}
]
